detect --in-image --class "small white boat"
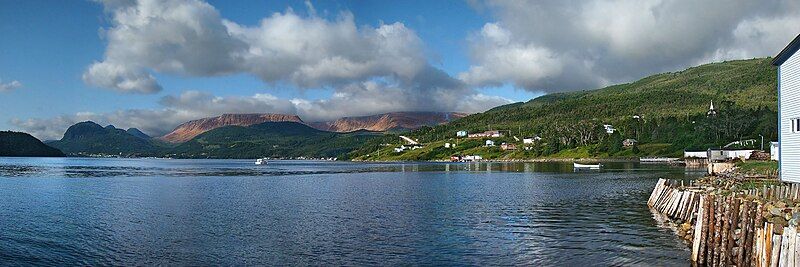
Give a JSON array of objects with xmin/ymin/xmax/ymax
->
[
  {"xmin": 255, "ymin": 158, "xmax": 268, "ymax": 165},
  {"xmin": 573, "ymin": 162, "xmax": 601, "ymax": 169}
]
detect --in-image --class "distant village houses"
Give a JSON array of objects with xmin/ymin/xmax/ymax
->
[
  {"xmin": 456, "ymin": 130, "xmax": 467, "ymax": 137},
  {"xmin": 463, "ymin": 155, "xmax": 482, "ymax": 161},
  {"xmin": 485, "ymin": 140, "xmax": 495, "ymax": 147},
  {"xmin": 469, "ymin": 130, "xmax": 503, "ymax": 138}
]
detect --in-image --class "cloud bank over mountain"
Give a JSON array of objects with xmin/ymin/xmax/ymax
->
[
  {"xmin": 461, "ymin": 0, "xmax": 800, "ymax": 93},
  {"xmin": 9, "ymin": 0, "xmax": 800, "ymax": 139},
  {"xmin": 12, "ymin": 87, "xmax": 509, "ymax": 140}
]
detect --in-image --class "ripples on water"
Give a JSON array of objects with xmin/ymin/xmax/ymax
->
[{"xmin": 0, "ymin": 157, "xmax": 703, "ymax": 265}]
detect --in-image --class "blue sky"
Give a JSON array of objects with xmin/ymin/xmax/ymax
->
[{"xmin": 1, "ymin": 0, "xmax": 798, "ymax": 140}]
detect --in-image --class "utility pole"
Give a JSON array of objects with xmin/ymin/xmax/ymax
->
[{"xmin": 759, "ymin": 134, "xmax": 764, "ymax": 151}]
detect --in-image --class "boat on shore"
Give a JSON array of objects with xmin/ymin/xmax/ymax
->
[{"xmin": 573, "ymin": 162, "xmax": 601, "ymax": 169}]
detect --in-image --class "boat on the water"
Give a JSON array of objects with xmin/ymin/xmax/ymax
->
[
  {"xmin": 573, "ymin": 162, "xmax": 601, "ymax": 169},
  {"xmin": 255, "ymin": 158, "xmax": 268, "ymax": 165}
]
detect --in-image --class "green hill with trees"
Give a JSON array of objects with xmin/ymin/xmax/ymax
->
[
  {"xmin": 47, "ymin": 121, "xmax": 160, "ymax": 156},
  {"xmin": 0, "ymin": 131, "xmax": 64, "ymax": 157},
  {"xmin": 350, "ymin": 58, "xmax": 778, "ymax": 161}
]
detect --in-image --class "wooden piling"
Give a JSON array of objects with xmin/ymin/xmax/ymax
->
[{"xmin": 647, "ymin": 178, "xmax": 800, "ymax": 266}]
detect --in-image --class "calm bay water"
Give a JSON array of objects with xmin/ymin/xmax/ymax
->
[{"xmin": 0, "ymin": 158, "xmax": 704, "ymax": 265}]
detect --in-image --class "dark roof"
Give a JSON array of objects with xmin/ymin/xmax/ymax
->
[{"xmin": 772, "ymin": 33, "xmax": 800, "ymax": 66}]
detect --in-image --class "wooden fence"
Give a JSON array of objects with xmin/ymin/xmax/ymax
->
[{"xmin": 648, "ymin": 178, "xmax": 800, "ymax": 266}]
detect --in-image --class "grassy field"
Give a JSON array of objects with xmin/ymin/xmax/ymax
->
[{"xmin": 736, "ymin": 161, "xmax": 779, "ymax": 177}]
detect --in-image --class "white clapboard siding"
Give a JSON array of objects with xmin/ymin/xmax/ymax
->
[{"xmin": 781, "ymin": 49, "xmax": 800, "ymax": 183}]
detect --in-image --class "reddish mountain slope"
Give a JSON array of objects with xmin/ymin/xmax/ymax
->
[
  {"xmin": 160, "ymin": 114, "xmax": 303, "ymax": 143},
  {"xmin": 309, "ymin": 112, "xmax": 467, "ymax": 133}
]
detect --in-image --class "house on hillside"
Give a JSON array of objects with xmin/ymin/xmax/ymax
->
[
  {"xmin": 500, "ymin": 143, "xmax": 517, "ymax": 151},
  {"xmin": 603, "ymin": 124, "xmax": 617, "ymax": 134},
  {"xmin": 456, "ymin": 130, "xmax": 467, "ymax": 137},
  {"xmin": 622, "ymin": 139, "xmax": 638, "ymax": 147},
  {"xmin": 773, "ymin": 33, "xmax": 800, "ymax": 182},
  {"xmin": 523, "ymin": 136, "xmax": 542, "ymax": 144},
  {"xmin": 485, "ymin": 140, "xmax": 495, "ymax": 147}
]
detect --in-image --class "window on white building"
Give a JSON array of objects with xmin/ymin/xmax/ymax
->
[{"xmin": 793, "ymin": 118, "xmax": 800, "ymax": 133}]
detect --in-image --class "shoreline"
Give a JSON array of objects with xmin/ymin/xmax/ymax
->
[{"xmin": 353, "ymin": 157, "xmax": 671, "ymax": 163}]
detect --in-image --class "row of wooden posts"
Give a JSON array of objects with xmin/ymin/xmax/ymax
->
[{"xmin": 648, "ymin": 178, "xmax": 800, "ymax": 266}]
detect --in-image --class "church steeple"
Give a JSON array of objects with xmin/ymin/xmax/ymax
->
[{"xmin": 707, "ymin": 100, "xmax": 717, "ymax": 117}]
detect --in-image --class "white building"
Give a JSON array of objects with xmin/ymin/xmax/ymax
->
[
  {"xmin": 485, "ymin": 140, "xmax": 495, "ymax": 147},
  {"xmin": 463, "ymin": 155, "xmax": 483, "ymax": 161},
  {"xmin": 684, "ymin": 151, "xmax": 708, "ymax": 159},
  {"xmin": 456, "ymin": 131, "xmax": 467, "ymax": 137},
  {"xmin": 523, "ymin": 136, "xmax": 541, "ymax": 144},
  {"xmin": 707, "ymin": 149, "xmax": 755, "ymax": 162},
  {"xmin": 603, "ymin": 124, "xmax": 616, "ymax": 134},
  {"xmin": 771, "ymin": 142, "xmax": 780, "ymax": 161},
  {"xmin": 774, "ymin": 34, "xmax": 800, "ymax": 182}
]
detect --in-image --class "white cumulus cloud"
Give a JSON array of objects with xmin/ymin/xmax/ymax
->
[{"xmin": 85, "ymin": 0, "xmax": 427, "ymax": 93}]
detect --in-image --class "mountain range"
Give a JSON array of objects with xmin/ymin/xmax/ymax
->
[
  {"xmin": 168, "ymin": 121, "xmax": 380, "ymax": 159},
  {"xmin": 42, "ymin": 111, "xmax": 464, "ymax": 158},
  {"xmin": 159, "ymin": 111, "xmax": 464, "ymax": 143},
  {"xmin": 47, "ymin": 122, "xmax": 159, "ymax": 156},
  {"xmin": 11, "ymin": 58, "xmax": 780, "ymax": 160},
  {"xmin": 160, "ymin": 113, "xmax": 303, "ymax": 143}
]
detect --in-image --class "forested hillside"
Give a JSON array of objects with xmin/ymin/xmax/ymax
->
[
  {"xmin": 0, "ymin": 131, "xmax": 64, "ymax": 157},
  {"xmin": 47, "ymin": 122, "xmax": 161, "ymax": 156},
  {"xmin": 351, "ymin": 58, "xmax": 778, "ymax": 161}
]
